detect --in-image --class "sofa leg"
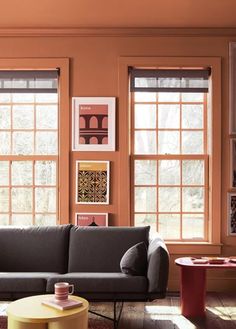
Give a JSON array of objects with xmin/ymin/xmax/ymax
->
[{"xmin": 89, "ymin": 301, "xmax": 124, "ymax": 329}]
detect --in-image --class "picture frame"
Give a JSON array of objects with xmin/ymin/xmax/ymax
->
[
  {"xmin": 75, "ymin": 213, "xmax": 108, "ymax": 227},
  {"xmin": 230, "ymin": 139, "xmax": 236, "ymax": 188},
  {"xmin": 229, "ymin": 42, "xmax": 236, "ymax": 134},
  {"xmin": 72, "ymin": 97, "xmax": 116, "ymax": 151},
  {"xmin": 75, "ymin": 160, "xmax": 110, "ymax": 204},
  {"xmin": 228, "ymin": 193, "xmax": 236, "ymax": 236}
]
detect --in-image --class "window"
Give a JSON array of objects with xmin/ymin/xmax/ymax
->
[
  {"xmin": 0, "ymin": 67, "xmax": 68, "ymax": 226},
  {"xmin": 130, "ymin": 68, "xmax": 210, "ymax": 241}
]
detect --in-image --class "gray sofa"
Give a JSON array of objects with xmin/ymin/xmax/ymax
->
[{"xmin": 0, "ymin": 225, "xmax": 169, "ymax": 302}]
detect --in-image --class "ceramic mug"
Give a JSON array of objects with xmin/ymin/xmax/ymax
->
[{"xmin": 54, "ymin": 282, "xmax": 74, "ymax": 300}]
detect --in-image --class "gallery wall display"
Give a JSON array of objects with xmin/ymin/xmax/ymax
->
[
  {"xmin": 228, "ymin": 193, "xmax": 236, "ymax": 236},
  {"xmin": 229, "ymin": 42, "xmax": 236, "ymax": 134},
  {"xmin": 72, "ymin": 97, "xmax": 116, "ymax": 151},
  {"xmin": 75, "ymin": 213, "xmax": 108, "ymax": 226},
  {"xmin": 75, "ymin": 160, "xmax": 110, "ymax": 204}
]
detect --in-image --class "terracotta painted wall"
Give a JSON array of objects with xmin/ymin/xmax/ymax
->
[{"xmin": 1, "ymin": 30, "xmax": 236, "ymax": 291}]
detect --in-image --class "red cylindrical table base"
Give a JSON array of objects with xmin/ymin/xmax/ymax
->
[{"xmin": 180, "ymin": 266, "xmax": 206, "ymax": 317}]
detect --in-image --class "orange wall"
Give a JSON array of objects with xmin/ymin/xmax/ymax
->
[{"xmin": 1, "ymin": 30, "xmax": 236, "ymax": 291}]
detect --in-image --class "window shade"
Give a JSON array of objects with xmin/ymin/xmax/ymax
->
[
  {"xmin": 0, "ymin": 70, "xmax": 58, "ymax": 93},
  {"xmin": 130, "ymin": 68, "xmax": 211, "ymax": 93}
]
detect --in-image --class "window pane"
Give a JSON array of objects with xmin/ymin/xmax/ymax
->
[
  {"xmin": 158, "ymin": 104, "xmax": 180, "ymax": 129},
  {"xmin": 12, "ymin": 214, "xmax": 32, "ymax": 226},
  {"xmin": 135, "ymin": 131, "xmax": 156, "ymax": 154},
  {"xmin": 158, "ymin": 92, "xmax": 180, "ymax": 102},
  {"xmin": 182, "ymin": 215, "xmax": 204, "ymax": 239},
  {"xmin": 12, "ymin": 188, "xmax": 32, "ymax": 212},
  {"xmin": 182, "ymin": 187, "xmax": 204, "ymax": 212},
  {"xmin": 35, "ymin": 214, "xmax": 56, "ymax": 226},
  {"xmin": 0, "ymin": 94, "xmax": 11, "ymax": 103},
  {"xmin": 35, "ymin": 161, "xmax": 56, "ymax": 185},
  {"xmin": 35, "ymin": 132, "xmax": 58, "ymax": 155},
  {"xmin": 0, "ymin": 214, "xmax": 9, "ymax": 225},
  {"xmin": 0, "ymin": 132, "xmax": 10, "ymax": 155},
  {"xmin": 182, "ymin": 131, "xmax": 203, "ymax": 154},
  {"xmin": 12, "ymin": 105, "xmax": 34, "ymax": 129},
  {"xmin": 35, "ymin": 187, "xmax": 56, "ymax": 212},
  {"xmin": 182, "ymin": 160, "xmax": 204, "ymax": 185},
  {"xmin": 135, "ymin": 187, "xmax": 156, "ymax": 212},
  {"xmin": 0, "ymin": 106, "xmax": 11, "ymax": 129},
  {"xmin": 135, "ymin": 214, "xmax": 156, "ymax": 234},
  {"xmin": 158, "ymin": 187, "xmax": 180, "ymax": 212},
  {"xmin": 11, "ymin": 161, "xmax": 33, "ymax": 186},
  {"xmin": 135, "ymin": 160, "xmax": 156, "ymax": 185},
  {"xmin": 159, "ymin": 214, "xmax": 180, "ymax": 239},
  {"xmin": 134, "ymin": 92, "xmax": 156, "ymax": 102},
  {"xmin": 36, "ymin": 105, "xmax": 58, "ymax": 129},
  {"xmin": 158, "ymin": 131, "xmax": 180, "ymax": 154},
  {"xmin": 135, "ymin": 104, "xmax": 156, "ymax": 129},
  {"xmin": 0, "ymin": 161, "xmax": 9, "ymax": 185},
  {"xmin": 13, "ymin": 132, "xmax": 34, "ymax": 155},
  {"xmin": 159, "ymin": 160, "xmax": 180, "ymax": 185},
  {"xmin": 182, "ymin": 104, "xmax": 203, "ymax": 129},
  {"xmin": 182, "ymin": 93, "xmax": 204, "ymax": 102},
  {"xmin": 12, "ymin": 93, "xmax": 34, "ymax": 103},
  {"xmin": 35, "ymin": 93, "xmax": 58, "ymax": 103},
  {"xmin": 0, "ymin": 188, "xmax": 9, "ymax": 211}
]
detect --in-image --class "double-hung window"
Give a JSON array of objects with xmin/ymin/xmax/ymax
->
[
  {"xmin": 130, "ymin": 67, "xmax": 210, "ymax": 241},
  {"xmin": 0, "ymin": 70, "xmax": 60, "ymax": 226}
]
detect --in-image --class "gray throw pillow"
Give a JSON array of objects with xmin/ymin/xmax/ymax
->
[{"xmin": 120, "ymin": 242, "xmax": 147, "ymax": 276}]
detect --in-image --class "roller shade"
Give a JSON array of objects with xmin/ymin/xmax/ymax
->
[
  {"xmin": 0, "ymin": 70, "xmax": 58, "ymax": 93},
  {"xmin": 130, "ymin": 68, "xmax": 211, "ymax": 93}
]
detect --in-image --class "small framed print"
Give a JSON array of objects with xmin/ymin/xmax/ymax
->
[
  {"xmin": 230, "ymin": 139, "xmax": 236, "ymax": 188},
  {"xmin": 75, "ymin": 160, "xmax": 110, "ymax": 204},
  {"xmin": 72, "ymin": 97, "xmax": 116, "ymax": 151},
  {"xmin": 228, "ymin": 193, "xmax": 236, "ymax": 235},
  {"xmin": 75, "ymin": 213, "xmax": 108, "ymax": 227}
]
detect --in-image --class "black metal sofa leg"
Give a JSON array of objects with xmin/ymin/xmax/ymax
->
[{"xmin": 89, "ymin": 301, "xmax": 124, "ymax": 329}]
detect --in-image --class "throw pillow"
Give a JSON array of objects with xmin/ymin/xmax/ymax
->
[{"xmin": 120, "ymin": 241, "xmax": 147, "ymax": 276}]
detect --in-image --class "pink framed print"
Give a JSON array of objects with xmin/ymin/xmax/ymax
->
[
  {"xmin": 72, "ymin": 97, "xmax": 116, "ymax": 151},
  {"xmin": 75, "ymin": 213, "xmax": 108, "ymax": 227},
  {"xmin": 228, "ymin": 193, "xmax": 236, "ymax": 235}
]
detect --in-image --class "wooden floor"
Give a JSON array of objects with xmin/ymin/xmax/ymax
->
[{"xmin": 89, "ymin": 293, "xmax": 236, "ymax": 329}]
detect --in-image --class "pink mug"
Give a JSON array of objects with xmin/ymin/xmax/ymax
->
[{"xmin": 54, "ymin": 282, "xmax": 74, "ymax": 301}]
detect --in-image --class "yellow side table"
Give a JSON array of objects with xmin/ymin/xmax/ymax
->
[{"xmin": 7, "ymin": 294, "xmax": 89, "ymax": 329}]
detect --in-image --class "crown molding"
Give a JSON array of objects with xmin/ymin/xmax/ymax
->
[{"xmin": 0, "ymin": 27, "xmax": 236, "ymax": 37}]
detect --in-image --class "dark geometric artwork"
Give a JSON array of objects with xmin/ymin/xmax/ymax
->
[{"xmin": 76, "ymin": 161, "xmax": 109, "ymax": 204}]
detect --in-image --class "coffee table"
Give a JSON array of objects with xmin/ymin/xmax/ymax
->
[
  {"xmin": 7, "ymin": 294, "xmax": 89, "ymax": 329},
  {"xmin": 175, "ymin": 257, "xmax": 236, "ymax": 317}
]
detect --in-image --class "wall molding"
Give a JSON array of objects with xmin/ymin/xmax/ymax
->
[{"xmin": 1, "ymin": 27, "xmax": 236, "ymax": 37}]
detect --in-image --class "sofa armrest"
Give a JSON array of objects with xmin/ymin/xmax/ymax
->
[{"xmin": 147, "ymin": 233, "xmax": 169, "ymax": 298}]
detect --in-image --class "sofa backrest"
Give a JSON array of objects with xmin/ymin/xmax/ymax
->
[
  {"xmin": 0, "ymin": 225, "xmax": 71, "ymax": 273},
  {"xmin": 68, "ymin": 226, "xmax": 150, "ymax": 272}
]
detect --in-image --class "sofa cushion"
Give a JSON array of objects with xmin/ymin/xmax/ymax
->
[
  {"xmin": 0, "ymin": 272, "xmax": 57, "ymax": 293},
  {"xmin": 0, "ymin": 225, "xmax": 71, "ymax": 273},
  {"xmin": 68, "ymin": 226, "xmax": 150, "ymax": 272},
  {"xmin": 46, "ymin": 273, "xmax": 147, "ymax": 293},
  {"xmin": 120, "ymin": 242, "xmax": 147, "ymax": 276}
]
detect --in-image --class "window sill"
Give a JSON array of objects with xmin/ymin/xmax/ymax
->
[{"xmin": 166, "ymin": 242, "xmax": 222, "ymax": 255}]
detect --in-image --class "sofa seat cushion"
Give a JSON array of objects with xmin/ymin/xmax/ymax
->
[
  {"xmin": 46, "ymin": 273, "xmax": 147, "ymax": 293},
  {"xmin": 0, "ymin": 272, "xmax": 58, "ymax": 292}
]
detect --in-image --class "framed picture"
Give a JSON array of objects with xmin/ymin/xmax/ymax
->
[
  {"xmin": 228, "ymin": 193, "xmax": 236, "ymax": 235},
  {"xmin": 230, "ymin": 139, "xmax": 236, "ymax": 188},
  {"xmin": 72, "ymin": 97, "xmax": 116, "ymax": 151},
  {"xmin": 229, "ymin": 42, "xmax": 236, "ymax": 134},
  {"xmin": 75, "ymin": 160, "xmax": 110, "ymax": 204},
  {"xmin": 75, "ymin": 213, "xmax": 108, "ymax": 227}
]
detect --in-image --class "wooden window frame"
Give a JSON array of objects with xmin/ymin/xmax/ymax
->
[
  {"xmin": 118, "ymin": 56, "xmax": 221, "ymax": 254},
  {"xmin": 0, "ymin": 58, "xmax": 69, "ymax": 224}
]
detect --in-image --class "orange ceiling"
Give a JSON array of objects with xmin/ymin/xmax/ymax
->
[{"xmin": 1, "ymin": 0, "xmax": 236, "ymax": 29}]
